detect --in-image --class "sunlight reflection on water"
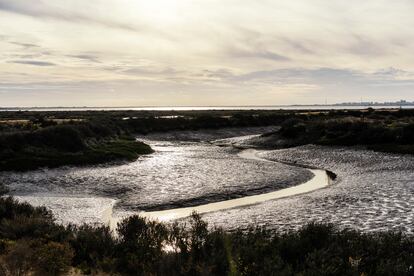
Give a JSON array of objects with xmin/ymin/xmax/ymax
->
[{"xmin": 1, "ymin": 138, "xmax": 312, "ymax": 225}]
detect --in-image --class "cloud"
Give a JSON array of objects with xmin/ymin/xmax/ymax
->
[
  {"xmin": 9, "ymin": 60, "xmax": 56, "ymax": 66},
  {"xmin": 247, "ymin": 50, "xmax": 290, "ymax": 62},
  {"xmin": 10, "ymin": 42, "xmax": 40, "ymax": 49},
  {"xmin": 194, "ymin": 69, "xmax": 235, "ymax": 81},
  {"xmin": 346, "ymin": 34, "xmax": 387, "ymax": 57},
  {"xmin": 67, "ymin": 54, "xmax": 100, "ymax": 63},
  {"xmin": 373, "ymin": 67, "xmax": 414, "ymax": 80},
  {"xmin": 255, "ymin": 68, "xmax": 350, "ymax": 80},
  {"xmin": 0, "ymin": 0, "xmax": 144, "ymax": 33},
  {"xmin": 233, "ymin": 67, "xmax": 414, "ymax": 89},
  {"xmin": 281, "ymin": 38, "xmax": 315, "ymax": 55}
]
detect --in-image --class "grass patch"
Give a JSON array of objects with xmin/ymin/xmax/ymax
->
[{"xmin": 89, "ymin": 138, "xmax": 154, "ymax": 161}]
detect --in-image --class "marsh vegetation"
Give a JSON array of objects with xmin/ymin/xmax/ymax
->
[
  {"xmin": 0, "ymin": 197, "xmax": 413, "ymax": 275},
  {"xmin": 0, "ymin": 123, "xmax": 152, "ymax": 171}
]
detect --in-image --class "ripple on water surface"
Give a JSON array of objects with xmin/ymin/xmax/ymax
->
[
  {"xmin": 0, "ymin": 140, "xmax": 312, "ymax": 224},
  {"xmin": 202, "ymin": 145, "xmax": 414, "ymax": 234}
]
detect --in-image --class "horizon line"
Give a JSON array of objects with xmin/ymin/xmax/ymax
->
[{"xmin": 1, "ymin": 102, "xmax": 414, "ymax": 110}]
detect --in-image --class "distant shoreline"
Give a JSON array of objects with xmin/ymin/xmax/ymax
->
[{"xmin": 1, "ymin": 104, "xmax": 414, "ymax": 111}]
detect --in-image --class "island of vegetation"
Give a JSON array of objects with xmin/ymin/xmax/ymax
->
[
  {"xmin": 256, "ymin": 108, "xmax": 414, "ymax": 154},
  {"xmin": 0, "ymin": 121, "xmax": 153, "ymax": 172}
]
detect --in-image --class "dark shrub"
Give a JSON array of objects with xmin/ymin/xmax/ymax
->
[
  {"xmin": 400, "ymin": 124, "xmax": 414, "ymax": 144},
  {"xmin": 279, "ymin": 118, "xmax": 306, "ymax": 139},
  {"xmin": 33, "ymin": 241, "xmax": 74, "ymax": 276},
  {"xmin": 0, "ymin": 197, "xmax": 52, "ymax": 221},
  {"xmin": 0, "ymin": 239, "xmax": 35, "ymax": 276},
  {"xmin": 116, "ymin": 215, "xmax": 168, "ymax": 274},
  {"xmin": 0, "ymin": 239, "xmax": 73, "ymax": 276},
  {"xmin": 70, "ymin": 225, "xmax": 116, "ymax": 271},
  {"xmin": 34, "ymin": 125, "xmax": 85, "ymax": 152}
]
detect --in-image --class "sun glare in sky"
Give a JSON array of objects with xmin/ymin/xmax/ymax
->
[{"xmin": 135, "ymin": 0, "xmax": 184, "ymax": 23}]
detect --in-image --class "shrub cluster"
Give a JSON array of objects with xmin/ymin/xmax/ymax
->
[
  {"xmin": 0, "ymin": 197, "xmax": 413, "ymax": 275},
  {"xmin": 278, "ymin": 119, "xmax": 414, "ymax": 153},
  {"xmin": 119, "ymin": 113, "xmax": 292, "ymax": 134},
  {"xmin": 0, "ymin": 123, "xmax": 117, "ymax": 154},
  {"xmin": 0, "ymin": 122, "xmax": 152, "ymax": 171}
]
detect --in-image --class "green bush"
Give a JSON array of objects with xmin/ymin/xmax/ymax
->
[
  {"xmin": 69, "ymin": 225, "xmax": 116, "ymax": 272},
  {"xmin": 0, "ymin": 239, "xmax": 73, "ymax": 276},
  {"xmin": 0, "ymin": 197, "xmax": 413, "ymax": 275},
  {"xmin": 33, "ymin": 241, "xmax": 74, "ymax": 276},
  {"xmin": 0, "ymin": 121, "xmax": 153, "ymax": 172},
  {"xmin": 276, "ymin": 118, "xmax": 414, "ymax": 154},
  {"xmin": 116, "ymin": 215, "xmax": 168, "ymax": 274}
]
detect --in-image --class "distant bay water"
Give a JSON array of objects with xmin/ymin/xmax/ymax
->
[{"xmin": 1, "ymin": 105, "xmax": 414, "ymax": 112}]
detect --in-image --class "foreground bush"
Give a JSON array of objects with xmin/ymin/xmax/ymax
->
[{"xmin": 0, "ymin": 197, "xmax": 413, "ymax": 275}]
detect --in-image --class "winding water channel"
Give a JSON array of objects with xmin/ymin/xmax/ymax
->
[
  {"xmin": 138, "ymin": 149, "xmax": 330, "ymax": 223},
  {"xmin": 1, "ymin": 132, "xmax": 331, "ymax": 227}
]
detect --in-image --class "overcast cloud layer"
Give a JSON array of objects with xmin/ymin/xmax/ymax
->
[{"xmin": 1, "ymin": 0, "xmax": 414, "ymax": 107}]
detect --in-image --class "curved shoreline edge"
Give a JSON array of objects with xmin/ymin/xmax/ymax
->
[{"xmin": 110, "ymin": 148, "xmax": 333, "ymax": 227}]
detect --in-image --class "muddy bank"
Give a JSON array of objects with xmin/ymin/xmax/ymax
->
[{"xmin": 202, "ymin": 145, "xmax": 414, "ymax": 234}]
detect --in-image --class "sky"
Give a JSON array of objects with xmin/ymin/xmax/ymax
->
[{"xmin": 1, "ymin": 0, "xmax": 414, "ymax": 107}]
